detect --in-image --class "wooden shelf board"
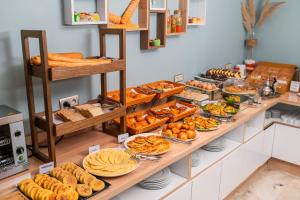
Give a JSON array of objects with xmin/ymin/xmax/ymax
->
[
  {"xmin": 30, "ymin": 59, "xmax": 126, "ymax": 81},
  {"xmin": 35, "ymin": 106, "xmax": 126, "ymax": 137},
  {"xmin": 166, "ymin": 32, "xmax": 185, "ymax": 36},
  {"xmin": 188, "ymin": 22, "xmax": 206, "ymax": 26},
  {"xmin": 150, "ymin": 9, "xmax": 166, "ymax": 13},
  {"xmin": 145, "ymin": 45, "xmax": 166, "ymax": 50},
  {"xmin": 68, "ymin": 21, "xmax": 108, "ymax": 25}
]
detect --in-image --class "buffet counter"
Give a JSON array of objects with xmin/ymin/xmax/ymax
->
[{"xmin": 0, "ymin": 92, "xmax": 299, "ymax": 200}]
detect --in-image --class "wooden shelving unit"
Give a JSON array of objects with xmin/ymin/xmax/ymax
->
[
  {"xmin": 21, "ymin": 28, "xmax": 127, "ymax": 163},
  {"xmin": 102, "ymin": 0, "xmax": 149, "ymax": 32},
  {"xmin": 166, "ymin": 0, "xmax": 188, "ymax": 36},
  {"xmin": 140, "ymin": 9, "xmax": 166, "ymax": 50},
  {"xmin": 63, "ymin": 0, "xmax": 108, "ymax": 25},
  {"xmin": 187, "ymin": 0, "xmax": 206, "ymax": 26}
]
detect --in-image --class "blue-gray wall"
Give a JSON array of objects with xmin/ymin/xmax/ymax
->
[
  {"xmin": 255, "ymin": 0, "xmax": 300, "ymax": 66},
  {"xmin": 0, "ymin": 0, "xmax": 245, "ymax": 132}
]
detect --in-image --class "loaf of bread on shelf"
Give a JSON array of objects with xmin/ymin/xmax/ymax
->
[
  {"xmin": 109, "ymin": 12, "xmax": 122, "ymax": 24},
  {"xmin": 56, "ymin": 109, "xmax": 86, "ymax": 122},
  {"xmin": 74, "ymin": 104, "xmax": 103, "ymax": 118},
  {"xmin": 121, "ymin": 0, "xmax": 140, "ymax": 24},
  {"xmin": 30, "ymin": 53, "xmax": 112, "ymax": 68}
]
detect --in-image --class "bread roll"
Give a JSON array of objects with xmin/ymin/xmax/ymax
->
[{"xmin": 121, "ymin": 0, "xmax": 140, "ymax": 24}]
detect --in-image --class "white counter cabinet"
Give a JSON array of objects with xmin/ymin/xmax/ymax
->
[
  {"xmin": 192, "ymin": 161, "xmax": 222, "ymax": 200},
  {"xmin": 164, "ymin": 182, "xmax": 192, "ymax": 200},
  {"xmin": 272, "ymin": 124, "xmax": 300, "ymax": 165}
]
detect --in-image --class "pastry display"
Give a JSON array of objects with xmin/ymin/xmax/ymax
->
[
  {"xmin": 207, "ymin": 68, "xmax": 241, "ymax": 79},
  {"xmin": 139, "ymin": 81, "xmax": 185, "ymax": 99},
  {"xmin": 175, "ymin": 89, "xmax": 209, "ymax": 102},
  {"xmin": 74, "ymin": 104, "xmax": 103, "ymax": 118},
  {"xmin": 201, "ymin": 102, "xmax": 239, "ymax": 117},
  {"xmin": 124, "ymin": 134, "xmax": 172, "ymax": 155},
  {"xmin": 184, "ymin": 116, "xmax": 221, "ymax": 131},
  {"xmin": 33, "ymin": 174, "xmax": 79, "ymax": 199},
  {"xmin": 224, "ymin": 85, "xmax": 256, "ymax": 94},
  {"xmin": 83, "ymin": 148, "xmax": 138, "ymax": 177},
  {"xmin": 107, "ymin": 88, "xmax": 156, "ymax": 107},
  {"xmin": 60, "ymin": 162, "xmax": 106, "ymax": 192},
  {"xmin": 18, "ymin": 178, "xmax": 57, "ymax": 200},
  {"xmin": 30, "ymin": 53, "xmax": 112, "ymax": 68},
  {"xmin": 115, "ymin": 110, "xmax": 169, "ymax": 134},
  {"xmin": 162, "ymin": 122, "xmax": 197, "ymax": 141},
  {"xmin": 186, "ymin": 80, "xmax": 218, "ymax": 91},
  {"xmin": 56, "ymin": 109, "xmax": 86, "ymax": 122},
  {"xmin": 150, "ymin": 100, "xmax": 197, "ymax": 122}
]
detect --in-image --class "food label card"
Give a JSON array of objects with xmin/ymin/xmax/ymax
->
[
  {"xmin": 39, "ymin": 162, "xmax": 54, "ymax": 174},
  {"xmin": 290, "ymin": 81, "xmax": 300, "ymax": 92},
  {"xmin": 89, "ymin": 144, "xmax": 100, "ymax": 154},
  {"xmin": 118, "ymin": 133, "xmax": 129, "ymax": 143}
]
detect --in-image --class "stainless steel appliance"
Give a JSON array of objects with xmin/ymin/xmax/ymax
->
[{"xmin": 0, "ymin": 105, "xmax": 29, "ymax": 179}]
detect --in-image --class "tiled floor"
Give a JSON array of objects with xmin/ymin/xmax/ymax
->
[{"xmin": 228, "ymin": 164, "xmax": 300, "ymax": 200}]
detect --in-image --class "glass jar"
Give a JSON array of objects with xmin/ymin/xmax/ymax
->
[
  {"xmin": 174, "ymin": 9, "xmax": 182, "ymax": 32},
  {"xmin": 171, "ymin": 15, "xmax": 176, "ymax": 33},
  {"xmin": 166, "ymin": 10, "xmax": 171, "ymax": 33}
]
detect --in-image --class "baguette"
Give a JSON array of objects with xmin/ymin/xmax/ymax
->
[
  {"xmin": 109, "ymin": 12, "xmax": 121, "ymax": 24},
  {"xmin": 121, "ymin": 0, "xmax": 140, "ymax": 24}
]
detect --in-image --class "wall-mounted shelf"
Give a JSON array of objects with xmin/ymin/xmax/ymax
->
[
  {"xmin": 103, "ymin": 0, "xmax": 149, "ymax": 32},
  {"xmin": 166, "ymin": 0, "xmax": 188, "ymax": 36},
  {"xmin": 187, "ymin": 0, "xmax": 206, "ymax": 26},
  {"xmin": 140, "ymin": 10, "xmax": 166, "ymax": 50},
  {"xmin": 63, "ymin": 0, "xmax": 108, "ymax": 25},
  {"xmin": 150, "ymin": 0, "xmax": 167, "ymax": 11}
]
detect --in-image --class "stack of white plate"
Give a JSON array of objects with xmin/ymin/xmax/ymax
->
[
  {"xmin": 192, "ymin": 150, "xmax": 201, "ymax": 167},
  {"xmin": 270, "ymin": 109, "xmax": 281, "ymax": 118},
  {"xmin": 201, "ymin": 138, "xmax": 226, "ymax": 152},
  {"xmin": 139, "ymin": 168, "xmax": 171, "ymax": 190}
]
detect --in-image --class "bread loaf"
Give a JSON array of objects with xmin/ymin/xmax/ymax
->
[{"xmin": 121, "ymin": 0, "xmax": 140, "ymax": 24}]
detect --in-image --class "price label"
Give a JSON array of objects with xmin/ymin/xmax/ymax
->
[
  {"xmin": 290, "ymin": 81, "xmax": 300, "ymax": 92},
  {"xmin": 89, "ymin": 144, "xmax": 100, "ymax": 154},
  {"xmin": 39, "ymin": 162, "xmax": 54, "ymax": 174},
  {"xmin": 118, "ymin": 133, "xmax": 129, "ymax": 143}
]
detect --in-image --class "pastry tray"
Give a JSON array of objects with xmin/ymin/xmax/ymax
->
[
  {"xmin": 17, "ymin": 174, "xmax": 110, "ymax": 200},
  {"xmin": 114, "ymin": 110, "xmax": 169, "ymax": 134},
  {"xmin": 150, "ymin": 100, "xmax": 198, "ymax": 122},
  {"xmin": 107, "ymin": 87, "xmax": 156, "ymax": 107},
  {"xmin": 139, "ymin": 80, "xmax": 185, "ymax": 100}
]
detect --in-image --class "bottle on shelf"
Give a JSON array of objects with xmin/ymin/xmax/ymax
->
[
  {"xmin": 167, "ymin": 10, "xmax": 172, "ymax": 33},
  {"xmin": 174, "ymin": 9, "xmax": 183, "ymax": 32},
  {"xmin": 171, "ymin": 15, "xmax": 176, "ymax": 33}
]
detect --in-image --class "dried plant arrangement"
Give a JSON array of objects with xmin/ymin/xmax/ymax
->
[
  {"xmin": 241, "ymin": 0, "xmax": 285, "ymax": 59},
  {"xmin": 241, "ymin": 0, "xmax": 285, "ymax": 34}
]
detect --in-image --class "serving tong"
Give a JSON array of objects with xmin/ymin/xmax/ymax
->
[
  {"xmin": 125, "ymin": 149, "xmax": 161, "ymax": 161},
  {"xmin": 162, "ymin": 135, "xmax": 192, "ymax": 145}
]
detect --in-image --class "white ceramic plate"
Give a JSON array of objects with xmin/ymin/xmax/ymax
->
[
  {"xmin": 124, "ymin": 133, "xmax": 172, "ymax": 156},
  {"xmin": 82, "ymin": 148, "xmax": 139, "ymax": 178}
]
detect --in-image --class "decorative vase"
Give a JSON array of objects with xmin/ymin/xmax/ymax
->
[{"xmin": 245, "ymin": 31, "xmax": 257, "ymax": 60}]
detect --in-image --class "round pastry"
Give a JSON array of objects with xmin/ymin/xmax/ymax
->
[{"xmin": 76, "ymin": 184, "xmax": 93, "ymax": 197}]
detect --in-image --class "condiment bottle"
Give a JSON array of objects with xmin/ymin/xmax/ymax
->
[
  {"xmin": 166, "ymin": 10, "xmax": 171, "ymax": 33},
  {"xmin": 171, "ymin": 15, "xmax": 176, "ymax": 33},
  {"xmin": 174, "ymin": 9, "xmax": 182, "ymax": 32}
]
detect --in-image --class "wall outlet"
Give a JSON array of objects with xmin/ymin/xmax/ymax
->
[
  {"xmin": 59, "ymin": 95, "xmax": 79, "ymax": 109},
  {"xmin": 174, "ymin": 74, "xmax": 184, "ymax": 82}
]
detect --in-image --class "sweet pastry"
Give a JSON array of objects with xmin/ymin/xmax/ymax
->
[
  {"xmin": 162, "ymin": 122, "xmax": 197, "ymax": 141},
  {"xmin": 76, "ymin": 184, "xmax": 93, "ymax": 198},
  {"xmin": 60, "ymin": 162, "xmax": 106, "ymax": 192},
  {"xmin": 127, "ymin": 135, "xmax": 171, "ymax": 154}
]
